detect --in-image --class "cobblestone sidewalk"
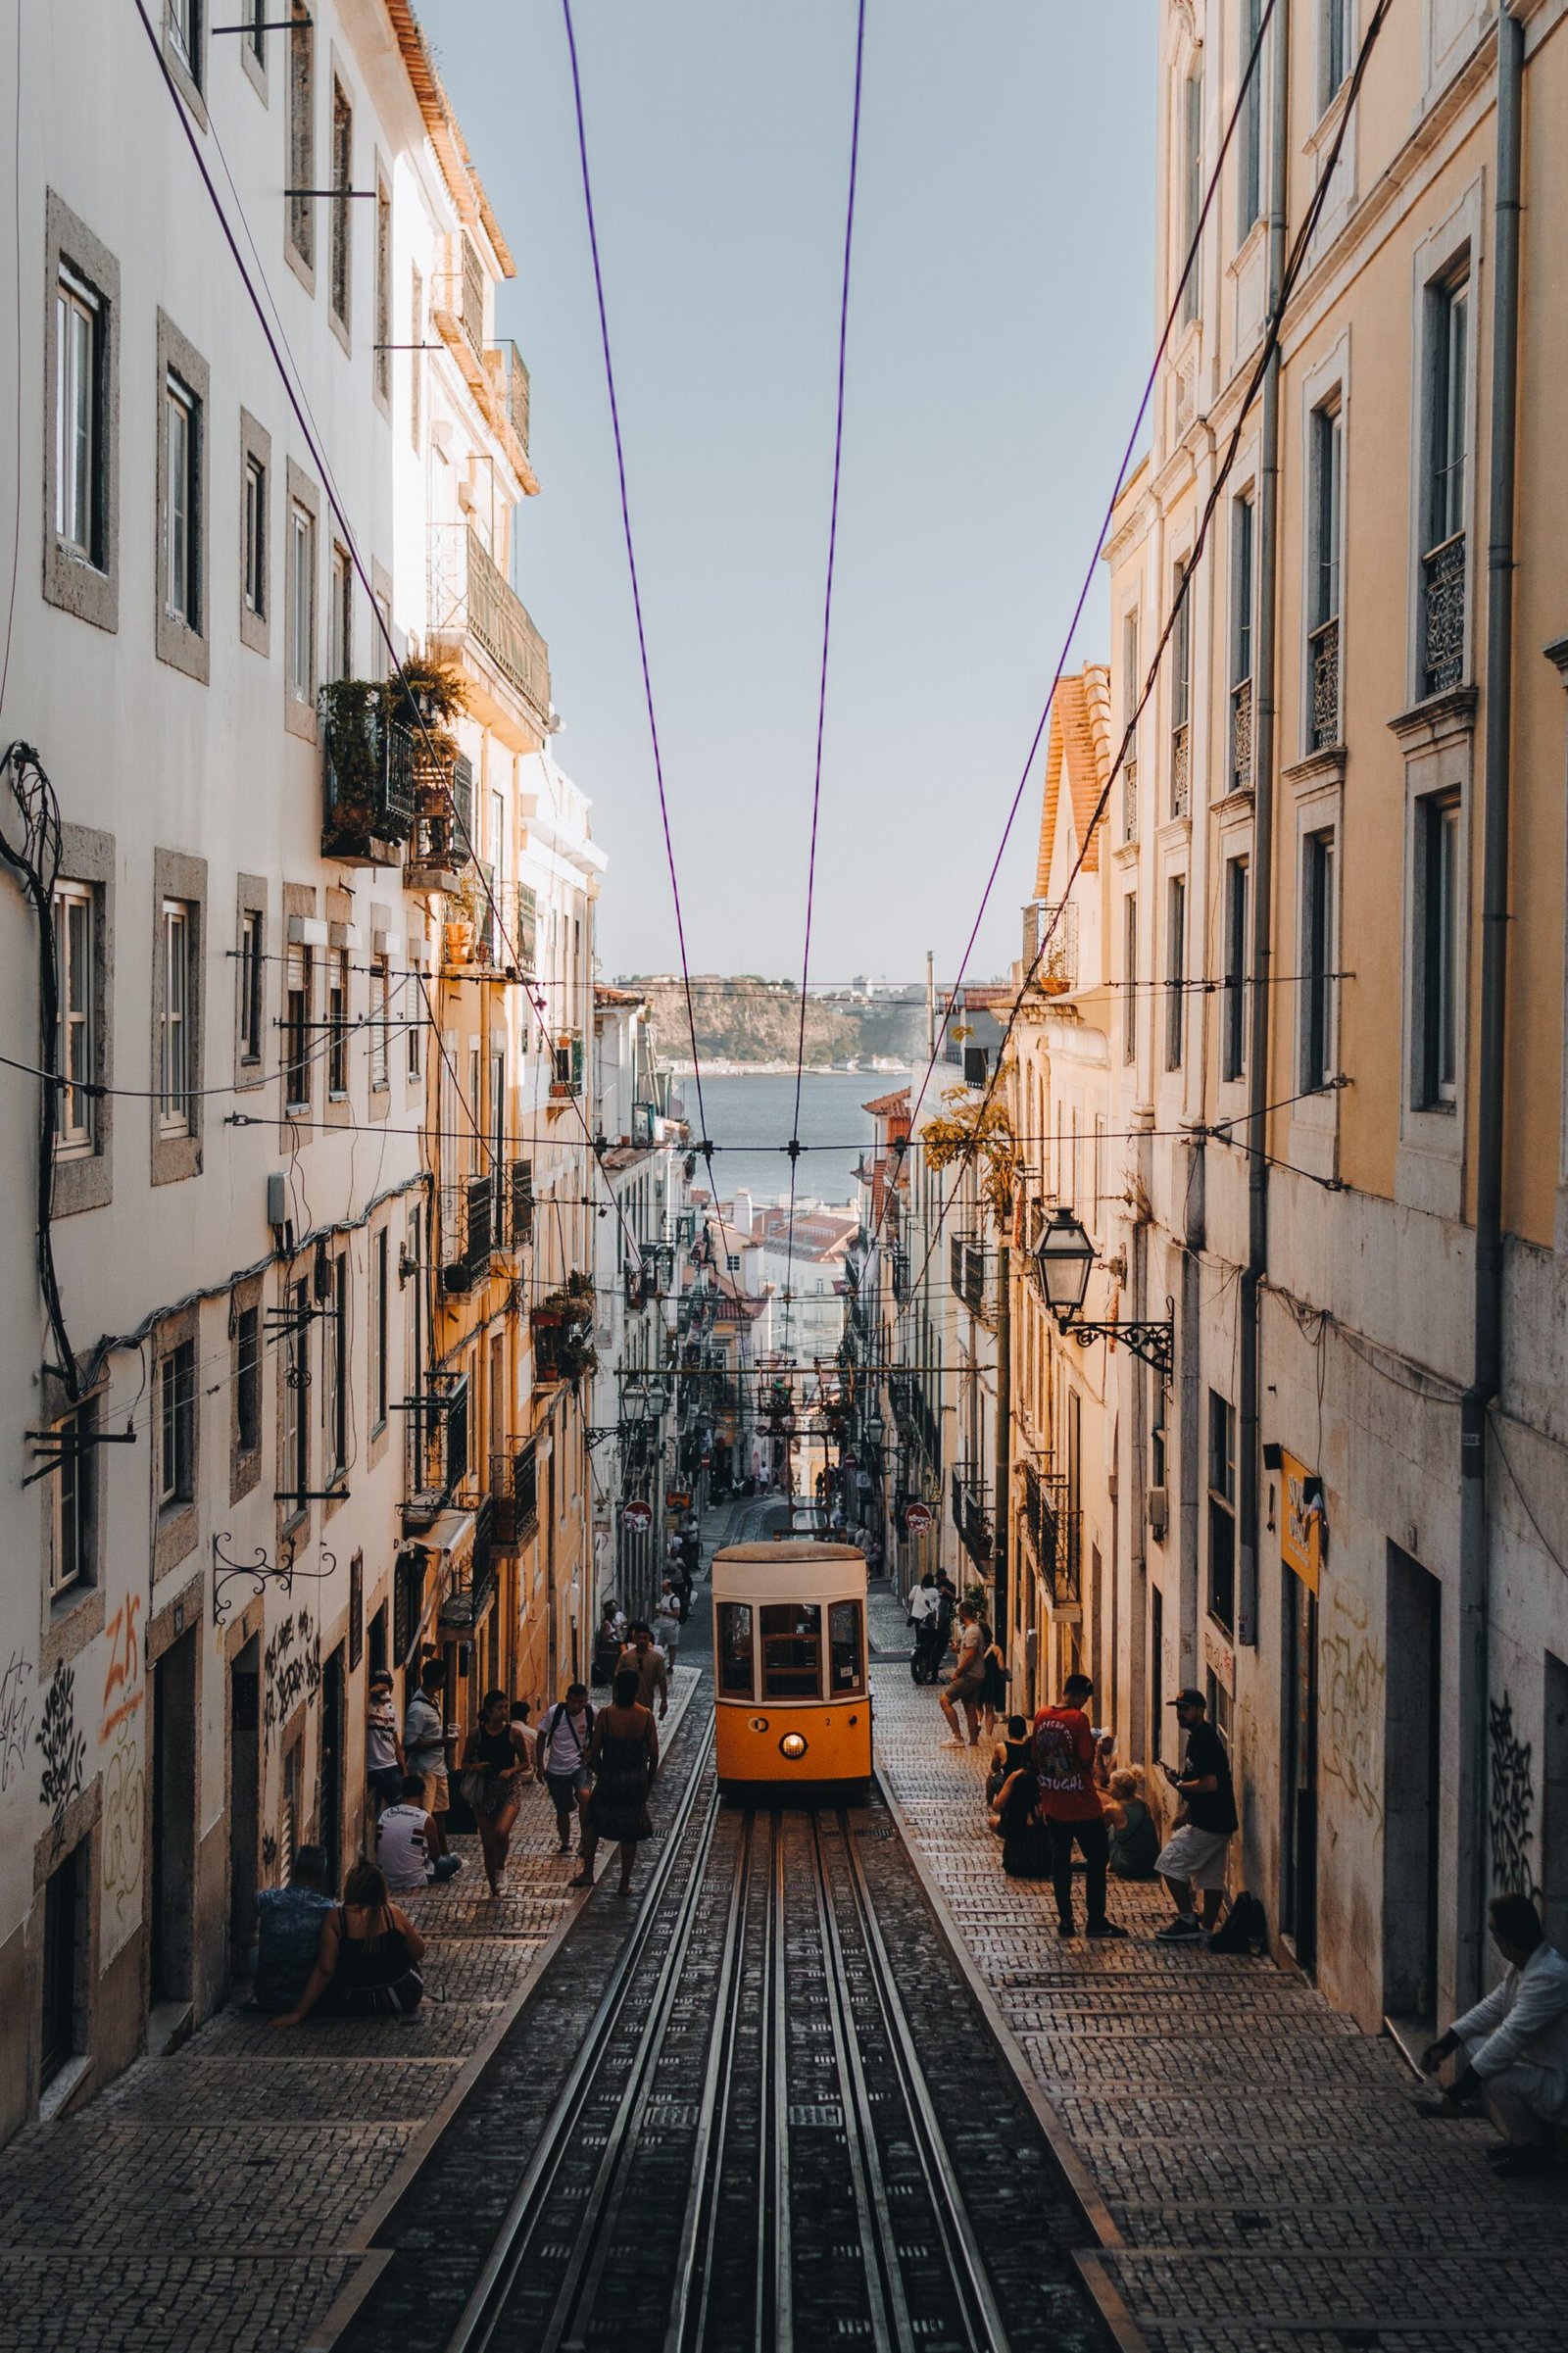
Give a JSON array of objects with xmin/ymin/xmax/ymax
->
[
  {"xmin": 0, "ymin": 1664, "xmax": 703, "ymax": 2353},
  {"xmin": 869, "ymin": 1630, "xmax": 1568, "ymax": 2352}
]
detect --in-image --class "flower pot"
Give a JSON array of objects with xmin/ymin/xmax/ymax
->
[{"xmin": 445, "ymin": 919, "xmax": 475, "ymax": 966}]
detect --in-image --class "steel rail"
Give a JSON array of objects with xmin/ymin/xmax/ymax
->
[
  {"xmin": 440, "ymin": 1715, "xmax": 718, "ymax": 2353},
  {"xmin": 767, "ymin": 1810, "xmax": 793, "ymax": 2349}
]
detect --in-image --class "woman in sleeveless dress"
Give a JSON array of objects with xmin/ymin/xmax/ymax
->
[
  {"xmin": 271, "ymin": 1860, "xmax": 426, "ymax": 2025},
  {"xmin": 460, "ymin": 1688, "xmax": 534, "ymax": 1896},
  {"xmin": 573, "ymin": 1668, "xmax": 659, "ymax": 1897}
]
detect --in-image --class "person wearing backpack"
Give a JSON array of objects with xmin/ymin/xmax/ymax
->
[
  {"xmin": 540, "ymin": 1683, "xmax": 596, "ymax": 1856},
  {"xmin": 1154, "ymin": 1688, "xmax": 1239, "ymax": 1942},
  {"xmin": 1032, "ymin": 1672, "xmax": 1128, "ymax": 1939}
]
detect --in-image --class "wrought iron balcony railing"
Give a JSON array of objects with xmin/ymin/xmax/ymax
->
[
  {"xmin": 1019, "ymin": 1457, "xmax": 1081, "ymax": 1607},
  {"xmin": 428, "ymin": 522, "xmax": 551, "ymax": 732},
  {"xmin": 1121, "ymin": 755, "xmax": 1138, "ymax": 847},
  {"xmin": 1230, "ymin": 675, "xmax": 1253, "ymax": 794},
  {"xmin": 319, "ymin": 689, "xmax": 417, "ymax": 862},
  {"xmin": 1421, "ymin": 531, "xmax": 1465, "ymax": 699},
  {"xmin": 1309, "ymin": 615, "xmax": 1340, "ymax": 752},
  {"xmin": 1170, "ymin": 721, "xmax": 1191, "ymax": 819},
  {"xmin": 438, "ymin": 1174, "xmax": 495, "ymax": 1295},
  {"xmin": 488, "ymin": 1441, "xmax": 539, "ymax": 1548},
  {"xmin": 951, "ymin": 1465, "xmax": 993, "ymax": 1565}
]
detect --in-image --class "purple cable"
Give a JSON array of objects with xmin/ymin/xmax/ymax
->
[
  {"xmin": 784, "ymin": 0, "xmax": 868, "ymax": 1324},
  {"xmin": 562, "ymin": 0, "xmax": 713, "ymax": 1175}
]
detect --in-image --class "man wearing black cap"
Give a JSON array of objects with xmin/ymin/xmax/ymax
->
[{"xmin": 1154, "ymin": 1688, "xmax": 1237, "ymax": 1943}]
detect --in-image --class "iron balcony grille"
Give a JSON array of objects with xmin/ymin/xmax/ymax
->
[
  {"xmin": 319, "ymin": 692, "xmax": 418, "ymax": 858},
  {"xmin": 489, "ymin": 1440, "xmax": 539, "ymax": 1548},
  {"xmin": 488, "ymin": 337, "xmax": 530, "ymax": 457},
  {"xmin": 404, "ymin": 1373, "xmax": 470, "ymax": 1517},
  {"xmin": 1020, "ymin": 1458, "xmax": 1081, "ymax": 1607},
  {"xmin": 508, "ymin": 1159, "xmax": 534, "ymax": 1249},
  {"xmin": 1121, "ymin": 756, "xmax": 1138, "ymax": 846},
  {"xmin": 951, "ymin": 1465, "xmax": 993, "ymax": 1565},
  {"xmin": 1171, "ymin": 720, "xmax": 1191, "ymax": 819},
  {"xmin": 1230, "ymin": 676, "xmax": 1253, "ymax": 794},
  {"xmin": 949, "ymin": 1235, "xmax": 988, "ymax": 1320},
  {"xmin": 407, "ymin": 751, "xmax": 475, "ymax": 886},
  {"xmin": 1035, "ymin": 902, "xmax": 1078, "ymax": 994},
  {"xmin": 1421, "ymin": 530, "xmax": 1465, "ymax": 698},
  {"xmin": 439, "ymin": 1174, "xmax": 495, "ymax": 1294},
  {"xmin": 1308, "ymin": 616, "xmax": 1340, "ymax": 752},
  {"xmin": 428, "ymin": 522, "xmax": 551, "ymax": 730}
]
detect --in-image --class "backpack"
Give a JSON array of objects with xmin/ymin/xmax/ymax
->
[{"xmin": 1208, "ymin": 1890, "xmax": 1267, "ymax": 1954}]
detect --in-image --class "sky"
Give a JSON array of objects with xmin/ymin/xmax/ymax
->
[{"xmin": 420, "ymin": 0, "xmax": 1157, "ymax": 987}]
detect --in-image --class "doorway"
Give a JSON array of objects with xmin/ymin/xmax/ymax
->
[
  {"xmin": 1281, "ymin": 1565, "xmax": 1319, "ymax": 1970},
  {"xmin": 1384, "ymin": 1547, "xmax": 1442, "ymax": 2026},
  {"xmin": 228, "ymin": 1638, "xmax": 261, "ymax": 1978},
  {"xmin": 151, "ymin": 1632, "xmax": 197, "ymax": 2003},
  {"xmin": 40, "ymin": 1840, "xmax": 84, "ymax": 2090},
  {"xmin": 1543, "ymin": 1650, "xmax": 1568, "ymax": 1956},
  {"xmin": 319, "ymin": 1646, "xmax": 346, "ymax": 1887}
]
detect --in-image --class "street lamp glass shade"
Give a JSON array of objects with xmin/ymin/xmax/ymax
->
[
  {"xmin": 866, "ymin": 1412, "xmax": 885, "ymax": 1447},
  {"xmin": 645, "ymin": 1381, "xmax": 670, "ymax": 1416},
  {"xmin": 1035, "ymin": 1208, "xmax": 1096, "ymax": 1318}
]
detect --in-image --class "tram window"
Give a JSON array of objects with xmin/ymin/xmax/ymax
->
[
  {"xmin": 828, "ymin": 1600, "xmax": 864, "ymax": 1695},
  {"xmin": 760, "ymin": 1602, "xmax": 822, "ymax": 1700},
  {"xmin": 717, "ymin": 1603, "xmax": 755, "ymax": 1697}
]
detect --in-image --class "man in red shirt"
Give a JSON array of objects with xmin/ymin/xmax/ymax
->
[{"xmin": 1032, "ymin": 1672, "xmax": 1128, "ymax": 1939}]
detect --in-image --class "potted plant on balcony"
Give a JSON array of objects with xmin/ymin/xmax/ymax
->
[
  {"xmin": 444, "ymin": 865, "xmax": 482, "ymax": 968},
  {"xmin": 320, "ymin": 677, "xmax": 406, "ymax": 856},
  {"xmin": 532, "ymin": 1270, "xmax": 598, "ymax": 1388}
]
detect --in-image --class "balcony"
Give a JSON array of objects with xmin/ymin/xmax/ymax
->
[
  {"xmin": 950, "ymin": 1235, "xmax": 988, "ymax": 1320},
  {"xmin": 891, "ymin": 1246, "xmax": 911, "ymax": 1304},
  {"xmin": 439, "ymin": 1501, "xmax": 497, "ymax": 1632},
  {"xmin": 1120, "ymin": 755, "xmax": 1138, "ymax": 847},
  {"xmin": 403, "ymin": 1373, "xmax": 470, "ymax": 1527},
  {"xmin": 1421, "ymin": 531, "xmax": 1465, "ymax": 699},
  {"xmin": 1230, "ymin": 676, "xmax": 1253, "ymax": 794},
  {"xmin": 431, "ymin": 229, "xmax": 486, "ymax": 371},
  {"xmin": 407, "ymin": 752, "xmax": 475, "ymax": 893},
  {"xmin": 1033, "ymin": 901, "xmax": 1078, "ymax": 995},
  {"xmin": 1309, "ymin": 616, "xmax": 1340, "ymax": 752},
  {"xmin": 943, "ymin": 1034, "xmax": 992, "ymax": 1088},
  {"xmin": 438, "ymin": 1174, "xmax": 495, "ymax": 1295},
  {"xmin": 318, "ymin": 685, "xmax": 417, "ymax": 862},
  {"xmin": 1170, "ymin": 720, "xmax": 1191, "ymax": 819},
  {"xmin": 951, "ymin": 1465, "xmax": 993, "ymax": 1566},
  {"xmin": 551, "ymin": 1033, "xmax": 584, "ymax": 1099},
  {"xmin": 507, "ymin": 1159, "xmax": 534, "ymax": 1249},
  {"xmin": 1020, "ymin": 1458, "xmax": 1081, "ymax": 1608},
  {"xmin": 429, "ymin": 523, "xmax": 551, "ymax": 734},
  {"xmin": 487, "ymin": 339, "xmax": 531, "ymax": 464},
  {"xmin": 489, "ymin": 1440, "xmax": 539, "ymax": 1549}
]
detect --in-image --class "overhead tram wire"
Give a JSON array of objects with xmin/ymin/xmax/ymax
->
[
  {"xmin": 561, "ymin": 0, "xmax": 716, "ymax": 1201},
  {"xmin": 893, "ymin": 0, "xmax": 1396, "ymax": 1320},
  {"xmin": 858, "ymin": 0, "xmax": 1282, "ymax": 1299},
  {"xmin": 127, "ymin": 0, "xmax": 647, "ymax": 1281},
  {"xmin": 781, "ymin": 0, "xmax": 868, "ymax": 1348}
]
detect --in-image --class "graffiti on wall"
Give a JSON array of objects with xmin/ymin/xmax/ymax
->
[
  {"xmin": 0, "ymin": 1651, "xmax": 35, "ymax": 1789},
  {"xmin": 1490, "ymin": 1692, "xmax": 1541, "ymax": 1900},
  {"xmin": 1318, "ymin": 1584, "xmax": 1386, "ymax": 1832},
  {"xmin": 263, "ymin": 1610, "xmax": 321, "ymax": 1754},
  {"xmin": 35, "ymin": 1658, "xmax": 85, "ymax": 1833},
  {"xmin": 99, "ymin": 1597, "xmax": 147, "ymax": 1943}
]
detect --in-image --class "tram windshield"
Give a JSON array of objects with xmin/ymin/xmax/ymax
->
[
  {"xmin": 760, "ymin": 1602, "xmax": 822, "ymax": 1699},
  {"xmin": 717, "ymin": 1602, "xmax": 754, "ymax": 1697},
  {"xmin": 828, "ymin": 1600, "xmax": 865, "ymax": 1696}
]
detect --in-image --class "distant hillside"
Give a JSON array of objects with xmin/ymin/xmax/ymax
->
[{"xmin": 619, "ymin": 975, "xmax": 928, "ymax": 1070}]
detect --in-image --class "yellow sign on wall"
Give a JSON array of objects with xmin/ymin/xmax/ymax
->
[{"xmin": 1280, "ymin": 1449, "xmax": 1321, "ymax": 1592}]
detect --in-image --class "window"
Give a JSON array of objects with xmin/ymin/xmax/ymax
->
[
  {"xmin": 1123, "ymin": 896, "xmax": 1138, "ymax": 1066},
  {"xmin": 246, "ymin": 0, "xmax": 266, "ymax": 67},
  {"xmin": 1231, "ymin": 493, "xmax": 1255, "ymax": 792},
  {"xmin": 52, "ymin": 1405, "xmax": 96, "ymax": 1596},
  {"xmin": 287, "ymin": 1, "xmax": 315, "ymax": 271},
  {"xmin": 1300, "ymin": 827, "xmax": 1337, "ymax": 1091},
  {"xmin": 322, "ymin": 1254, "xmax": 347, "ymax": 1478},
  {"xmin": 1180, "ymin": 70, "xmax": 1202, "ymax": 324},
  {"xmin": 718, "ymin": 1602, "xmax": 754, "ymax": 1697},
  {"xmin": 1207, "ymin": 1392, "xmax": 1237, "ymax": 1633},
  {"xmin": 238, "ymin": 908, "xmax": 264, "ymax": 1064},
  {"xmin": 164, "ymin": 374, "xmax": 197, "ymax": 626},
  {"xmin": 327, "ymin": 948, "xmax": 349, "ymax": 1097},
  {"xmin": 410, "ymin": 266, "xmax": 423, "ymax": 452},
  {"xmin": 1421, "ymin": 271, "xmax": 1469, "ymax": 699},
  {"xmin": 160, "ymin": 900, "xmax": 194, "ymax": 1134},
  {"xmin": 1320, "ymin": 0, "xmax": 1350, "ymax": 110},
  {"xmin": 1416, "ymin": 792, "xmax": 1460, "ymax": 1108},
  {"xmin": 52, "ymin": 882, "xmax": 95, "ymax": 1155},
  {"xmin": 369, "ymin": 953, "xmax": 390, "ymax": 1090},
  {"xmin": 370, "ymin": 1226, "xmax": 389, "ymax": 1431},
  {"xmin": 760, "ymin": 1601, "xmax": 822, "ymax": 1699},
  {"xmin": 158, "ymin": 1337, "xmax": 196, "ymax": 1510},
  {"xmin": 234, "ymin": 1300, "xmax": 262, "ymax": 1457},
  {"xmin": 1164, "ymin": 874, "xmax": 1187, "ymax": 1071},
  {"xmin": 54, "ymin": 270, "xmax": 101, "ymax": 563},
  {"xmin": 1170, "ymin": 563, "xmax": 1192, "ymax": 816},
  {"xmin": 1308, "ymin": 401, "xmax": 1343, "ymax": 750},
  {"xmin": 828, "ymin": 1600, "xmax": 865, "ymax": 1695},
  {"xmin": 243, "ymin": 455, "xmax": 266, "ymax": 617},
  {"xmin": 406, "ymin": 973, "xmax": 422, "ymax": 1082},
  {"xmin": 282, "ymin": 1276, "xmax": 309, "ymax": 1512},
  {"xmin": 1120, "ymin": 608, "xmax": 1141, "ymax": 844},
  {"xmin": 288, "ymin": 500, "xmax": 315, "ymax": 705},
  {"xmin": 1222, "ymin": 855, "xmax": 1249, "ymax": 1082},
  {"xmin": 490, "ymin": 1049, "xmax": 506, "ymax": 1224},
  {"xmin": 328, "ymin": 544, "xmax": 351, "ymax": 680},
  {"xmin": 374, "ymin": 180, "xmax": 391, "ymax": 405},
  {"xmin": 169, "ymin": 0, "xmax": 199, "ymax": 71},
  {"xmin": 284, "ymin": 940, "xmax": 312, "ymax": 1114},
  {"xmin": 1151, "ymin": 1364, "xmax": 1167, "ymax": 1495},
  {"xmin": 329, "ymin": 80, "xmax": 352, "ymax": 330},
  {"xmin": 1239, "ymin": 0, "xmax": 1264, "ymax": 237}
]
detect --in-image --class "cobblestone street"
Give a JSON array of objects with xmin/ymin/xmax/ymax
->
[
  {"xmin": 0, "ymin": 1667, "xmax": 703, "ymax": 2353},
  {"xmin": 866, "ymin": 1586, "xmax": 1568, "ymax": 2353}
]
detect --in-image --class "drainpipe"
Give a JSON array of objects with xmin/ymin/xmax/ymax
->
[
  {"xmin": 1238, "ymin": 0, "xmax": 1290, "ymax": 1652},
  {"xmin": 1459, "ymin": 0, "xmax": 1523, "ymax": 2007}
]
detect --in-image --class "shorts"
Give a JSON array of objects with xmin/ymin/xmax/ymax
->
[
  {"xmin": 546, "ymin": 1768, "xmax": 591, "ymax": 1812},
  {"xmin": 947, "ymin": 1672, "xmax": 984, "ymax": 1706},
  {"xmin": 368, "ymin": 1764, "xmax": 404, "ymax": 1810},
  {"xmin": 420, "ymin": 1769, "xmax": 450, "ymax": 1816},
  {"xmin": 1155, "ymin": 1823, "xmax": 1233, "ymax": 1890}
]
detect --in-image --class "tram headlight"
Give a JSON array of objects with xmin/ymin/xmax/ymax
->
[{"xmin": 779, "ymin": 1731, "xmax": 808, "ymax": 1760}]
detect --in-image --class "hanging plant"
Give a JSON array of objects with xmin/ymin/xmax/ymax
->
[
  {"xmin": 389, "ymin": 654, "xmax": 469, "ymax": 732},
  {"xmin": 920, "ymin": 1087, "xmax": 1021, "ymax": 1231}
]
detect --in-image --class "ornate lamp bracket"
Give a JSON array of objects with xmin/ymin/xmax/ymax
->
[
  {"xmin": 1058, "ymin": 1298, "xmax": 1176, "ymax": 1385},
  {"xmin": 212, "ymin": 1531, "xmax": 338, "ymax": 1627}
]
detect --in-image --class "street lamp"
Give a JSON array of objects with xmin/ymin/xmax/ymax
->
[{"xmin": 1033, "ymin": 1207, "xmax": 1175, "ymax": 1383}]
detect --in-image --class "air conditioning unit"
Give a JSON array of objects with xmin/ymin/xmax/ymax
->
[{"xmin": 1148, "ymin": 1485, "xmax": 1169, "ymax": 1542}]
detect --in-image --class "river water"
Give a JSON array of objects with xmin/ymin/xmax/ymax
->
[{"xmin": 673, "ymin": 1069, "xmax": 906, "ymax": 1211}]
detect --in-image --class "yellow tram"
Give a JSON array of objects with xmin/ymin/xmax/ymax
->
[{"xmin": 711, "ymin": 1542, "xmax": 873, "ymax": 1802}]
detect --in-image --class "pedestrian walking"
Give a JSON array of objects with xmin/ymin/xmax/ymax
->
[
  {"xmin": 978, "ymin": 1619, "xmax": 1007, "ymax": 1739},
  {"xmin": 1033, "ymin": 1672, "xmax": 1127, "ymax": 1938},
  {"xmin": 574, "ymin": 1667, "xmax": 660, "ymax": 1897},
  {"xmin": 617, "ymin": 1623, "xmax": 670, "ymax": 1720},
  {"xmin": 539, "ymin": 1683, "xmax": 596, "ymax": 1854},
  {"xmin": 1153, "ymin": 1689, "xmax": 1238, "ymax": 1941},
  {"xmin": 403, "ymin": 1659, "xmax": 461, "ymax": 1879},
  {"xmin": 252, "ymin": 1846, "xmax": 334, "ymax": 2013},
  {"xmin": 1420, "ymin": 1893, "xmax": 1568, "ymax": 2175},
  {"xmin": 272, "ymin": 1861, "xmax": 426, "ymax": 2025},
  {"xmin": 940, "ymin": 1602, "xmax": 986, "ymax": 1746},
  {"xmin": 460, "ymin": 1688, "xmax": 535, "ymax": 1897},
  {"xmin": 1103, "ymin": 1768, "xmax": 1161, "ymax": 1880},
  {"xmin": 365, "ymin": 1671, "xmax": 406, "ymax": 1836},
  {"xmin": 375, "ymin": 1775, "xmax": 442, "ymax": 1893},
  {"xmin": 654, "ymin": 1583, "xmax": 684, "ymax": 1668}
]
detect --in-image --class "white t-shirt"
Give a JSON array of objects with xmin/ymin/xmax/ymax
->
[
  {"xmin": 543, "ymin": 1702, "xmax": 594, "ymax": 1776},
  {"xmin": 376, "ymin": 1801, "xmax": 432, "ymax": 1891},
  {"xmin": 907, "ymin": 1586, "xmax": 936, "ymax": 1623}
]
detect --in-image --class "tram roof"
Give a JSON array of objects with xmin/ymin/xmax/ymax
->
[{"xmin": 712, "ymin": 1542, "xmax": 867, "ymax": 1567}]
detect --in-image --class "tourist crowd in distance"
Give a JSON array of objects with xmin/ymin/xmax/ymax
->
[{"xmin": 244, "ymin": 1542, "xmax": 701, "ymax": 2028}]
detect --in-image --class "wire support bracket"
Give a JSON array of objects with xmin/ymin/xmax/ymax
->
[{"xmin": 213, "ymin": 1530, "xmax": 337, "ymax": 1626}]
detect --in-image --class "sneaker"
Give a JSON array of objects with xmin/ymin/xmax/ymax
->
[
  {"xmin": 1155, "ymin": 1914, "xmax": 1203, "ymax": 1942},
  {"xmin": 940, "ymin": 1736, "xmax": 967, "ymax": 1748},
  {"xmin": 1087, "ymin": 1921, "xmax": 1129, "ymax": 1939},
  {"xmin": 1055, "ymin": 1918, "xmax": 1078, "ymax": 1938},
  {"xmin": 432, "ymin": 1854, "xmax": 463, "ymax": 1883}
]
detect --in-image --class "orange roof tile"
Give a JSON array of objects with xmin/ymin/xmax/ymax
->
[
  {"xmin": 1035, "ymin": 662, "xmax": 1112, "ymax": 895},
  {"xmin": 861, "ymin": 1089, "xmax": 910, "ymax": 1117}
]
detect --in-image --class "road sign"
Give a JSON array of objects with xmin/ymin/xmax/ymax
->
[
  {"xmin": 904, "ymin": 1501, "xmax": 934, "ymax": 1532},
  {"xmin": 620, "ymin": 1500, "xmax": 654, "ymax": 1534}
]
